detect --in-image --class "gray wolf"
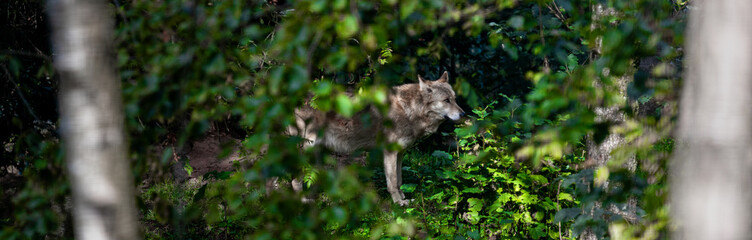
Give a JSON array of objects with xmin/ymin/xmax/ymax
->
[{"xmin": 288, "ymin": 71, "xmax": 465, "ymax": 206}]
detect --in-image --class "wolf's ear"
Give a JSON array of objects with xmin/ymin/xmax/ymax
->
[
  {"xmin": 437, "ymin": 71, "xmax": 449, "ymax": 83},
  {"xmin": 418, "ymin": 75, "xmax": 428, "ymax": 90}
]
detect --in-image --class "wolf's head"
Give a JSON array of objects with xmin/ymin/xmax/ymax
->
[{"xmin": 418, "ymin": 71, "xmax": 466, "ymax": 122}]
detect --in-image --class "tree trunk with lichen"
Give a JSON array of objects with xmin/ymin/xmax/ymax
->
[
  {"xmin": 49, "ymin": 0, "xmax": 139, "ymax": 239},
  {"xmin": 671, "ymin": 1, "xmax": 752, "ymax": 239}
]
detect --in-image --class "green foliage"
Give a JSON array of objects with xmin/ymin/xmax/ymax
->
[
  {"xmin": 507, "ymin": 0, "xmax": 685, "ymax": 238},
  {"xmin": 1, "ymin": 1, "xmax": 65, "ymax": 238},
  {"xmin": 387, "ymin": 98, "xmax": 582, "ymax": 239},
  {"xmin": 1, "ymin": 0, "xmax": 687, "ymax": 239},
  {"xmin": 114, "ymin": 0, "xmax": 510, "ymax": 238}
]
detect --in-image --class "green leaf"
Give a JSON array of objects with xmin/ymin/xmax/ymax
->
[
  {"xmin": 521, "ymin": 211, "xmax": 533, "ymax": 223},
  {"xmin": 328, "ymin": 207, "xmax": 347, "ymax": 225},
  {"xmin": 400, "ymin": 0, "xmax": 417, "ymax": 19},
  {"xmin": 558, "ymin": 192, "xmax": 574, "ymax": 202},
  {"xmin": 508, "ymin": 15, "xmax": 525, "ymax": 29},
  {"xmin": 310, "ymin": 0, "xmax": 326, "ymax": 12},
  {"xmin": 183, "ymin": 161, "xmax": 194, "ymax": 176},
  {"xmin": 497, "ymin": 193, "xmax": 514, "ymax": 205},
  {"xmin": 203, "ymin": 171, "xmax": 231, "ymax": 180},
  {"xmin": 594, "ymin": 166, "xmax": 609, "ymax": 186},
  {"xmin": 529, "ymin": 174, "xmax": 549, "ymax": 185},
  {"xmin": 288, "ymin": 64, "xmax": 308, "ymax": 93},
  {"xmin": 465, "ymin": 211, "xmax": 480, "ymax": 224},
  {"xmin": 531, "ymin": 224, "xmax": 547, "ymax": 239},
  {"xmin": 193, "ymin": 184, "xmax": 207, "ymax": 202},
  {"xmin": 504, "ymin": 44, "xmax": 519, "ymax": 60},
  {"xmin": 269, "ymin": 67, "xmax": 284, "ymax": 95},
  {"xmin": 400, "ymin": 183, "xmax": 417, "ymax": 193},
  {"xmin": 314, "ymin": 81, "xmax": 333, "ymax": 95},
  {"xmin": 333, "ymin": 0, "xmax": 347, "ymax": 10},
  {"xmin": 432, "ymin": 150, "xmax": 453, "ymax": 160},
  {"xmin": 448, "ymin": 195, "xmax": 460, "ymax": 205},
  {"xmin": 428, "ymin": 191, "xmax": 445, "ymax": 202},
  {"xmin": 160, "ymin": 147, "xmax": 173, "ymax": 165},
  {"xmin": 8, "ymin": 57, "xmax": 21, "ymax": 77},
  {"xmin": 554, "ymin": 208, "xmax": 581, "ymax": 223},
  {"xmin": 534, "ymin": 212, "xmax": 544, "ymax": 221},
  {"xmin": 566, "ymin": 53, "xmax": 578, "ymax": 71},
  {"xmin": 518, "ymin": 192, "xmax": 538, "ymax": 204},
  {"xmin": 336, "ymin": 15, "xmax": 359, "ymax": 38},
  {"xmin": 335, "ymin": 94, "xmax": 354, "ymax": 117},
  {"xmin": 205, "ymin": 54, "xmax": 226, "ymax": 74},
  {"xmin": 467, "ymin": 198, "xmax": 483, "ymax": 212}
]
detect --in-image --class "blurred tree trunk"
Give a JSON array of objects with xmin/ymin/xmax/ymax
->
[
  {"xmin": 672, "ymin": 1, "xmax": 752, "ymax": 239},
  {"xmin": 49, "ymin": 0, "xmax": 139, "ymax": 239}
]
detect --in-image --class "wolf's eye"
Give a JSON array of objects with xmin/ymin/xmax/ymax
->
[{"xmin": 444, "ymin": 98, "xmax": 450, "ymax": 103}]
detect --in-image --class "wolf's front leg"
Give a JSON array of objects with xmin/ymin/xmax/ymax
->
[
  {"xmin": 384, "ymin": 150, "xmax": 410, "ymax": 206},
  {"xmin": 397, "ymin": 157, "xmax": 405, "ymax": 199},
  {"xmin": 265, "ymin": 177, "xmax": 279, "ymax": 196}
]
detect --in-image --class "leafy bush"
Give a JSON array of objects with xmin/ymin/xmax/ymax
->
[
  {"xmin": 382, "ymin": 96, "xmax": 580, "ymax": 239},
  {"xmin": 0, "ymin": 0, "xmax": 687, "ymax": 239}
]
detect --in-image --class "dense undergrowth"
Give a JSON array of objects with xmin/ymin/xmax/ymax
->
[
  {"xmin": 1, "ymin": 0, "xmax": 684, "ymax": 239},
  {"xmin": 138, "ymin": 97, "xmax": 589, "ymax": 239}
]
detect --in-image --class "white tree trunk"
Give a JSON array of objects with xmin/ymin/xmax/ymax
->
[
  {"xmin": 671, "ymin": 1, "xmax": 752, "ymax": 239},
  {"xmin": 49, "ymin": 0, "xmax": 139, "ymax": 239}
]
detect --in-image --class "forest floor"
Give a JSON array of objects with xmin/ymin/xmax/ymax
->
[
  {"xmin": 169, "ymin": 129, "xmax": 243, "ymax": 182},
  {"xmin": 167, "ymin": 127, "xmax": 368, "ymax": 183}
]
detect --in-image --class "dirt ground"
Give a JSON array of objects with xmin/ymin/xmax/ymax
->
[
  {"xmin": 168, "ymin": 127, "xmax": 370, "ymax": 183},
  {"xmin": 170, "ymin": 129, "xmax": 245, "ymax": 182}
]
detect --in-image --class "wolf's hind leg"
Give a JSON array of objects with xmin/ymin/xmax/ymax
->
[{"xmin": 291, "ymin": 178, "xmax": 314, "ymax": 203}]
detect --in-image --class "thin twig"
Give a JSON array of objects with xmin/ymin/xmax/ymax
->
[
  {"xmin": 557, "ymin": 180, "xmax": 563, "ymax": 240},
  {"xmin": 537, "ymin": 6, "xmax": 550, "ymax": 73},
  {"xmin": 305, "ymin": 31, "xmax": 323, "ymax": 78},
  {"xmin": 2, "ymin": 65, "xmax": 40, "ymax": 122},
  {"xmin": 21, "ymin": 32, "xmax": 49, "ymax": 58},
  {"xmin": 546, "ymin": 1, "xmax": 570, "ymax": 30},
  {"xmin": 0, "ymin": 50, "xmax": 52, "ymax": 62},
  {"xmin": 350, "ymin": 0, "xmax": 375, "ymax": 71},
  {"xmin": 138, "ymin": 116, "xmax": 145, "ymax": 129},
  {"xmin": 112, "ymin": 0, "xmax": 130, "ymax": 27}
]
